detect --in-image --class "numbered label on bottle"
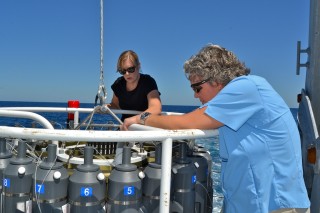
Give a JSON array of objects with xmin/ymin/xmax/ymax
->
[
  {"xmin": 124, "ymin": 186, "xmax": 135, "ymax": 196},
  {"xmin": 3, "ymin": 179, "xmax": 10, "ymax": 188},
  {"xmin": 36, "ymin": 184, "xmax": 45, "ymax": 194},
  {"xmin": 81, "ymin": 187, "xmax": 93, "ymax": 197},
  {"xmin": 192, "ymin": 175, "xmax": 197, "ymax": 184}
]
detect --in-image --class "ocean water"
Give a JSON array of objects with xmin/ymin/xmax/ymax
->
[
  {"xmin": 0, "ymin": 101, "xmax": 298, "ymax": 212},
  {"xmin": 0, "ymin": 101, "xmax": 199, "ymax": 127}
]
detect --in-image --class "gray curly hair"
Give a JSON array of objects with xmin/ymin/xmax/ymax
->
[{"xmin": 183, "ymin": 44, "xmax": 250, "ymax": 85}]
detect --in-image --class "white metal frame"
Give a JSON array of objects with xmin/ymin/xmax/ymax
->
[{"xmin": 0, "ymin": 107, "xmax": 218, "ymax": 213}]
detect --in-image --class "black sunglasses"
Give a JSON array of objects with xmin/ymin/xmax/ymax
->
[
  {"xmin": 190, "ymin": 78, "xmax": 211, "ymax": 93},
  {"xmin": 118, "ymin": 66, "xmax": 136, "ymax": 75}
]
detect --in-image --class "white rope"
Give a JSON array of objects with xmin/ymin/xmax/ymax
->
[
  {"xmin": 95, "ymin": 0, "xmax": 107, "ymax": 106},
  {"xmin": 100, "ymin": 0, "xmax": 104, "ymax": 83}
]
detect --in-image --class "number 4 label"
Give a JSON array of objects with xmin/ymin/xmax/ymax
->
[{"xmin": 192, "ymin": 175, "xmax": 197, "ymax": 184}]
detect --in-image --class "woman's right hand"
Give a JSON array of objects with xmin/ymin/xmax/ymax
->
[{"xmin": 120, "ymin": 115, "xmax": 140, "ymax": 131}]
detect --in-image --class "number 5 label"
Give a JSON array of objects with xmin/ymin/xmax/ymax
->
[{"xmin": 124, "ymin": 186, "xmax": 135, "ymax": 196}]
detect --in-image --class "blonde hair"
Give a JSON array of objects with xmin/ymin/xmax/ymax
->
[{"xmin": 117, "ymin": 50, "xmax": 140, "ymax": 71}]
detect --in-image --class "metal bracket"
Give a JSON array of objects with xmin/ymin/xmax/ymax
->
[
  {"xmin": 296, "ymin": 41, "xmax": 310, "ymax": 75},
  {"xmin": 94, "ymin": 83, "xmax": 107, "ymax": 106}
]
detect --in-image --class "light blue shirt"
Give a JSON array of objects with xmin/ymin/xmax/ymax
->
[{"xmin": 203, "ymin": 75, "xmax": 310, "ymax": 213}]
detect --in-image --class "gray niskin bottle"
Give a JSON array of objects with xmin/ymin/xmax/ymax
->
[
  {"xmin": 192, "ymin": 145, "xmax": 214, "ymax": 213},
  {"xmin": 32, "ymin": 144, "xmax": 69, "ymax": 213},
  {"xmin": 171, "ymin": 142, "xmax": 197, "ymax": 213},
  {"xmin": 68, "ymin": 146, "xmax": 106, "ymax": 213},
  {"xmin": 0, "ymin": 138, "xmax": 13, "ymax": 213},
  {"xmin": 106, "ymin": 146, "xmax": 143, "ymax": 212},
  {"xmin": 2, "ymin": 141, "xmax": 36, "ymax": 213},
  {"xmin": 187, "ymin": 145, "xmax": 210, "ymax": 213},
  {"xmin": 141, "ymin": 143, "xmax": 162, "ymax": 213}
]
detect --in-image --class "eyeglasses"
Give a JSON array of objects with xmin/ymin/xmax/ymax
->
[
  {"xmin": 190, "ymin": 78, "xmax": 211, "ymax": 93},
  {"xmin": 118, "ymin": 66, "xmax": 136, "ymax": 75}
]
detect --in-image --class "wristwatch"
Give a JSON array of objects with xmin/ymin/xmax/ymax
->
[{"xmin": 139, "ymin": 112, "xmax": 151, "ymax": 125}]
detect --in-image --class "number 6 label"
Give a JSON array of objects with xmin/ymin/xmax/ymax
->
[{"xmin": 80, "ymin": 187, "xmax": 93, "ymax": 197}]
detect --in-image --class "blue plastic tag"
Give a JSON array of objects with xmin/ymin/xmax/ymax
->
[
  {"xmin": 36, "ymin": 184, "xmax": 45, "ymax": 194},
  {"xmin": 124, "ymin": 186, "xmax": 135, "ymax": 196},
  {"xmin": 80, "ymin": 187, "xmax": 93, "ymax": 197},
  {"xmin": 192, "ymin": 175, "xmax": 197, "ymax": 184},
  {"xmin": 3, "ymin": 179, "xmax": 10, "ymax": 188}
]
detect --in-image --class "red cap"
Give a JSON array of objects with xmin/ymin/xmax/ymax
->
[{"xmin": 67, "ymin": 100, "xmax": 80, "ymax": 119}]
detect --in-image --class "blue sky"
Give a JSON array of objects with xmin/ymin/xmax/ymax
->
[{"xmin": 0, "ymin": 0, "xmax": 309, "ymax": 107}]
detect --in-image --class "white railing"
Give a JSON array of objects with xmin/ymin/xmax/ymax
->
[{"xmin": 0, "ymin": 107, "xmax": 218, "ymax": 213}]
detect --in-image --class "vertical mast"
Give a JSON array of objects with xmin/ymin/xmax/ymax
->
[{"xmin": 305, "ymin": 0, "xmax": 320, "ymax": 132}]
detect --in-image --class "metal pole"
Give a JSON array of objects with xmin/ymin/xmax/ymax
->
[
  {"xmin": 74, "ymin": 111, "xmax": 79, "ymax": 129},
  {"xmin": 0, "ymin": 126, "xmax": 218, "ymax": 143},
  {"xmin": 159, "ymin": 138, "xmax": 173, "ymax": 213}
]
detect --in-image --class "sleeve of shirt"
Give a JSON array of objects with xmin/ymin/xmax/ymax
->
[
  {"xmin": 203, "ymin": 76, "xmax": 263, "ymax": 131},
  {"xmin": 144, "ymin": 75, "xmax": 161, "ymax": 96}
]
